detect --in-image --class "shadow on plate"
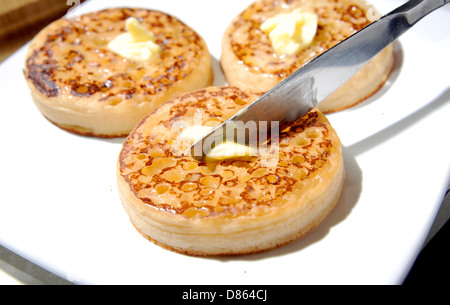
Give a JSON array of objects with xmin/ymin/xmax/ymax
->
[
  {"xmin": 211, "ymin": 55, "xmax": 227, "ymax": 87},
  {"xmin": 346, "ymin": 86, "xmax": 450, "ymax": 157},
  {"xmin": 208, "ymin": 148, "xmax": 363, "ymax": 262},
  {"xmin": 209, "ymin": 85, "xmax": 450, "ymax": 262},
  {"xmin": 344, "ymin": 40, "xmax": 404, "ymax": 112}
]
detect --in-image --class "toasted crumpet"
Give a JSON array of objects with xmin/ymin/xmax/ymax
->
[
  {"xmin": 24, "ymin": 8, "xmax": 213, "ymax": 138},
  {"xmin": 221, "ymin": 0, "xmax": 394, "ymax": 113},
  {"xmin": 117, "ymin": 86, "xmax": 345, "ymax": 256}
]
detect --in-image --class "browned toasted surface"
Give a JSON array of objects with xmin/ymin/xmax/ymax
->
[
  {"xmin": 226, "ymin": 0, "xmax": 372, "ymax": 78},
  {"xmin": 119, "ymin": 86, "xmax": 339, "ymax": 219},
  {"xmin": 25, "ymin": 8, "xmax": 208, "ymax": 104}
]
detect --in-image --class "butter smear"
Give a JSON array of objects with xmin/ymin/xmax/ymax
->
[
  {"xmin": 260, "ymin": 9, "xmax": 318, "ymax": 56},
  {"xmin": 205, "ymin": 140, "xmax": 257, "ymax": 161},
  {"xmin": 179, "ymin": 126, "xmax": 215, "ymax": 144},
  {"xmin": 179, "ymin": 126, "xmax": 257, "ymax": 161},
  {"xmin": 108, "ymin": 17, "xmax": 162, "ymax": 62}
]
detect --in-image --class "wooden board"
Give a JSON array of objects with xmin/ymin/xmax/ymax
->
[{"xmin": 0, "ymin": 0, "xmax": 85, "ymax": 62}]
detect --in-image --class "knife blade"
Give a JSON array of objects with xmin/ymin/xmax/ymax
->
[{"xmin": 191, "ymin": 0, "xmax": 449, "ymax": 161}]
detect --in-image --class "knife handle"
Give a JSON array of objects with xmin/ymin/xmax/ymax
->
[{"xmin": 388, "ymin": 0, "xmax": 449, "ymax": 27}]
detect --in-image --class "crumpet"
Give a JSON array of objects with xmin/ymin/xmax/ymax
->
[
  {"xmin": 24, "ymin": 8, "xmax": 213, "ymax": 138},
  {"xmin": 221, "ymin": 0, "xmax": 394, "ymax": 113},
  {"xmin": 117, "ymin": 86, "xmax": 345, "ymax": 256}
]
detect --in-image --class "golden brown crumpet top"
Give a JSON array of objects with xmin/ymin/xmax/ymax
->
[
  {"xmin": 221, "ymin": 0, "xmax": 395, "ymax": 113},
  {"xmin": 24, "ymin": 8, "xmax": 213, "ymax": 138},
  {"xmin": 118, "ymin": 87, "xmax": 344, "ymax": 256},
  {"xmin": 227, "ymin": 0, "xmax": 371, "ymax": 77}
]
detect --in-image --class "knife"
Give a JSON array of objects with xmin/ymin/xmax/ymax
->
[{"xmin": 191, "ymin": 0, "xmax": 449, "ymax": 161}]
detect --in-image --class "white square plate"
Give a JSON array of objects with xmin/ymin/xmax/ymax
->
[{"xmin": 0, "ymin": 0, "xmax": 449, "ymax": 284}]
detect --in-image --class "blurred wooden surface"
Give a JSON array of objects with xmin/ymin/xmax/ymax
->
[{"xmin": 0, "ymin": 0, "xmax": 85, "ymax": 62}]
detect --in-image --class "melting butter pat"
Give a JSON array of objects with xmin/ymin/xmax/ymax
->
[
  {"xmin": 108, "ymin": 17, "xmax": 162, "ymax": 62},
  {"xmin": 179, "ymin": 126, "xmax": 257, "ymax": 161},
  {"xmin": 260, "ymin": 9, "xmax": 318, "ymax": 56},
  {"xmin": 206, "ymin": 141, "xmax": 257, "ymax": 161},
  {"xmin": 180, "ymin": 125, "xmax": 214, "ymax": 144}
]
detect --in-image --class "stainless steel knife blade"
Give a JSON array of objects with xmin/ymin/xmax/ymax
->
[{"xmin": 191, "ymin": 0, "xmax": 449, "ymax": 161}]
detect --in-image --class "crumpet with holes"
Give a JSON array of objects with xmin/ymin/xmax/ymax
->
[
  {"xmin": 117, "ymin": 86, "xmax": 345, "ymax": 256},
  {"xmin": 221, "ymin": 0, "xmax": 394, "ymax": 113},
  {"xmin": 24, "ymin": 8, "xmax": 213, "ymax": 138}
]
